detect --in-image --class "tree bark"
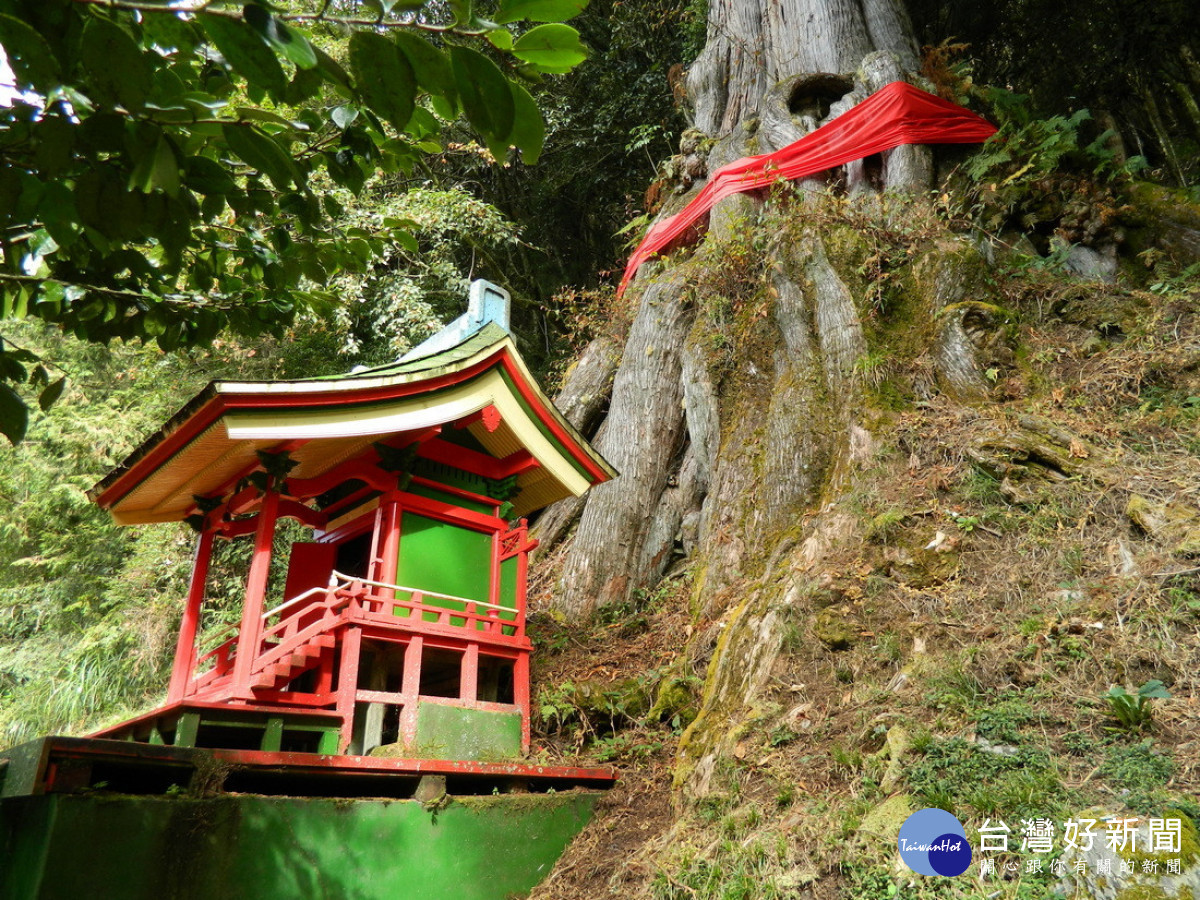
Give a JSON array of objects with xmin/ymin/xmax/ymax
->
[
  {"xmin": 553, "ymin": 266, "xmax": 696, "ymax": 614},
  {"xmin": 548, "ymin": 0, "xmax": 929, "ymax": 620}
]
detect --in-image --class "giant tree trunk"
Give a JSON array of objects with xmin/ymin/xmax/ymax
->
[
  {"xmin": 536, "ymin": 0, "xmax": 1004, "ymax": 801},
  {"xmin": 545, "ymin": 0, "xmax": 932, "ymax": 617}
]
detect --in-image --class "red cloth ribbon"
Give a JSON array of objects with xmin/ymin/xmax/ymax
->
[{"xmin": 617, "ymin": 81, "xmax": 997, "ymax": 297}]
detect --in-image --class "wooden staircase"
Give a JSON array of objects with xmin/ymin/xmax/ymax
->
[
  {"xmin": 250, "ymin": 631, "xmax": 336, "ymax": 689},
  {"xmin": 189, "ymin": 581, "xmax": 353, "ymax": 701}
]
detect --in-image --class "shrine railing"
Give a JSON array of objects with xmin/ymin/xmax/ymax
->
[
  {"xmin": 327, "ymin": 570, "xmax": 523, "ymax": 639},
  {"xmin": 189, "ymin": 570, "xmax": 524, "ymax": 694}
]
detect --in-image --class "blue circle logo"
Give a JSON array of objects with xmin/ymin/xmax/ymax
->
[{"xmin": 897, "ymin": 808, "xmax": 972, "ymax": 876}]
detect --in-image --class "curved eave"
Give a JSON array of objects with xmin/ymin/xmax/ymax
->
[{"xmin": 91, "ymin": 327, "xmax": 616, "ymax": 525}]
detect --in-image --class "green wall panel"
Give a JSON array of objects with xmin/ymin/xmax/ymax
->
[
  {"xmin": 499, "ymin": 557, "xmax": 518, "ymax": 612},
  {"xmin": 396, "ymin": 513, "xmax": 492, "ymax": 611},
  {"xmin": 0, "ymin": 792, "xmax": 598, "ymax": 900}
]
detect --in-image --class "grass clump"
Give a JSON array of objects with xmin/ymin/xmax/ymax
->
[
  {"xmin": 1098, "ymin": 740, "xmax": 1176, "ymax": 815},
  {"xmin": 907, "ymin": 737, "xmax": 1065, "ymax": 819}
]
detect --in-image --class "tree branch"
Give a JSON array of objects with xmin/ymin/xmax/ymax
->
[
  {"xmin": 69, "ymin": 0, "xmax": 471, "ymax": 34},
  {"xmin": 0, "ymin": 273, "xmax": 272, "ymax": 312}
]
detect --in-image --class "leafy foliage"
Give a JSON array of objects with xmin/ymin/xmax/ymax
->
[
  {"xmin": 0, "ymin": 0, "xmax": 590, "ymax": 441},
  {"xmin": 0, "ymin": 320, "xmax": 342, "ymax": 747},
  {"xmin": 907, "ymin": 737, "xmax": 1065, "ymax": 819},
  {"xmin": 322, "ymin": 183, "xmax": 522, "ymax": 361},
  {"xmin": 436, "ymin": 0, "xmax": 694, "ymax": 296},
  {"xmin": 1104, "ymin": 679, "xmax": 1171, "ymax": 735},
  {"xmin": 960, "ymin": 90, "xmax": 1144, "ymax": 251},
  {"xmin": 909, "ymin": 0, "xmax": 1200, "ymax": 182},
  {"xmin": 1098, "ymin": 740, "xmax": 1177, "ymax": 815}
]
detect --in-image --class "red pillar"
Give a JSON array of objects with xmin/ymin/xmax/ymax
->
[
  {"xmin": 167, "ymin": 529, "xmax": 215, "ymax": 702},
  {"xmin": 399, "ymin": 635, "xmax": 423, "ymax": 747},
  {"xmin": 232, "ymin": 489, "xmax": 280, "ymax": 698},
  {"xmin": 336, "ymin": 626, "xmax": 362, "ymax": 752},
  {"xmin": 377, "ymin": 490, "xmax": 402, "ymax": 595},
  {"xmin": 515, "ymin": 522, "xmax": 534, "ymax": 635},
  {"xmin": 514, "ymin": 651, "xmax": 531, "ymax": 753}
]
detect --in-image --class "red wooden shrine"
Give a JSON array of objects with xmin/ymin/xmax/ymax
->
[{"xmin": 86, "ymin": 285, "xmax": 616, "ymax": 762}]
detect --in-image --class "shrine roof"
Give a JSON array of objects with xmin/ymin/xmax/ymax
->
[{"xmin": 90, "ymin": 323, "xmax": 616, "ymax": 525}]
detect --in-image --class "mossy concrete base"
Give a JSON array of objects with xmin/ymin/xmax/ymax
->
[
  {"xmin": 369, "ymin": 702, "xmax": 522, "ymax": 761},
  {"xmin": 0, "ymin": 791, "xmax": 599, "ymax": 900}
]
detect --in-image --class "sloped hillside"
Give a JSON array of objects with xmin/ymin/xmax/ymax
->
[{"xmin": 524, "ymin": 182, "xmax": 1200, "ymax": 900}]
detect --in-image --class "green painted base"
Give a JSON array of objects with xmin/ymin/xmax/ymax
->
[{"xmin": 0, "ymin": 791, "xmax": 598, "ymax": 900}]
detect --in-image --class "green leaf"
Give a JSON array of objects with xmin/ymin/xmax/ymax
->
[
  {"xmin": 38, "ymin": 377, "xmax": 66, "ymax": 412},
  {"xmin": 75, "ymin": 166, "xmax": 145, "ymax": 241},
  {"xmin": 1138, "ymin": 680, "xmax": 1170, "ymax": 700},
  {"xmin": 0, "ymin": 382, "xmax": 28, "ymax": 445},
  {"xmin": 512, "ymin": 23, "xmax": 587, "ymax": 71},
  {"xmin": 243, "ymin": 4, "xmax": 317, "ymax": 70},
  {"xmin": 39, "ymin": 181, "xmax": 79, "ymax": 250},
  {"xmin": 392, "ymin": 32, "xmax": 457, "ymax": 108},
  {"xmin": 331, "ymin": 105, "xmax": 358, "ymax": 130},
  {"xmin": 0, "ymin": 14, "xmax": 60, "ymax": 92},
  {"xmin": 234, "ymin": 107, "xmax": 300, "ymax": 129},
  {"xmin": 222, "ymin": 123, "xmax": 299, "ymax": 189},
  {"xmin": 494, "ymin": 0, "xmax": 588, "ymax": 24},
  {"xmin": 507, "ymin": 81, "xmax": 545, "ymax": 164},
  {"xmin": 129, "ymin": 135, "xmax": 181, "ymax": 196},
  {"xmin": 286, "ymin": 61, "xmax": 324, "ymax": 104},
  {"xmin": 313, "ymin": 46, "xmax": 352, "ymax": 92},
  {"xmin": 405, "ymin": 106, "xmax": 440, "ymax": 139},
  {"xmin": 141, "ymin": 10, "xmax": 201, "ymax": 58},
  {"xmin": 326, "ymin": 151, "xmax": 365, "ymax": 194},
  {"xmin": 349, "ymin": 32, "xmax": 416, "ymax": 131},
  {"xmin": 80, "ymin": 16, "xmax": 153, "ymax": 110},
  {"xmin": 486, "ymin": 29, "xmax": 514, "ymax": 51},
  {"xmin": 183, "ymin": 156, "xmax": 238, "ymax": 194},
  {"xmin": 448, "ymin": 0, "xmax": 473, "ymax": 25},
  {"xmin": 32, "ymin": 116, "xmax": 75, "ymax": 179},
  {"xmin": 201, "ymin": 13, "xmax": 288, "ymax": 99},
  {"xmin": 449, "ymin": 46, "xmax": 514, "ymax": 152}
]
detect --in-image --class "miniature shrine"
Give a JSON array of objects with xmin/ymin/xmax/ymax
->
[
  {"xmin": 83, "ymin": 279, "xmax": 615, "ymax": 762},
  {"xmin": 1, "ymin": 283, "xmax": 618, "ymax": 900}
]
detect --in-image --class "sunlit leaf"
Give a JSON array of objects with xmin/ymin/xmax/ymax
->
[
  {"xmin": 393, "ymin": 32, "xmax": 457, "ymax": 109},
  {"xmin": 493, "ymin": 0, "xmax": 588, "ymax": 24},
  {"xmin": 129, "ymin": 135, "xmax": 181, "ymax": 196},
  {"xmin": 243, "ymin": 4, "xmax": 317, "ymax": 70},
  {"xmin": 449, "ymin": 46, "xmax": 514, "ymax": 152},
  {"xmin": 512, "ymin": 24, "xmax": 587, "ymax": 71},
  {"xmin": 507, "ymin": 81, "xmax": 545, "ymax": 164},
  {"xmin": 222, "ymin": 123, "xmax": 299, "ymax": 189}
]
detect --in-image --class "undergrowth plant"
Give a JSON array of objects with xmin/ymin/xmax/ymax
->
[
  {"xmin": 960, "ymin": 88, "xmax": 1145, "ymax": 251},
  {"xmin": 1104, "ymin": 680, "xmax": 1170, "ymax": 735}
]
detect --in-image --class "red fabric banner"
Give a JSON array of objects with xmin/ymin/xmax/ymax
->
[{"xmin": 617, "ymin": 81, "xmax": 997, "ymax": 297}]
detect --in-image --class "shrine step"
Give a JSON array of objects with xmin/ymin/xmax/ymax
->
[{"xmin": 250, "ymin": 637, "xmax": 332, "ymax": 689}]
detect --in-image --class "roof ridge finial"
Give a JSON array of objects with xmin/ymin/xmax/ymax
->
[{"xmin": 398, "ymin": 279, "xmax": 511, "ymax": 363}]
